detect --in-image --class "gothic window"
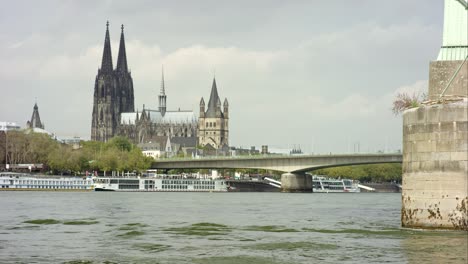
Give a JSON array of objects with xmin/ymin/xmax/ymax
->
[
  {"xmin": 100, "ymin": 109, "xmax": 104, "ymax": 121},
  {"xmin": 101, "ymin": 85, "xmax": 105, "ymax": 97}
]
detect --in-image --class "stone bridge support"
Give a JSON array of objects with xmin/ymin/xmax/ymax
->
[
  {"xmin": 402, "ymin": 102, "xmax": 467, "ymax": 230},
  {"xmin": 281, "ymin": 172, "xmax": 312, "ymax": 193}
]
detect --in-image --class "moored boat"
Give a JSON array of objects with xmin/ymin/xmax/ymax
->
[
  {"xmin": 0, "ymin": 172, "xmax": 93, "ymax": 191},
  {"xmin": 93, "ymin": 174, "xmax": 228, "ymax": 192},
  {"xmin": 312, "ymin": 175, "xmax": 360, "ymax": 193}
]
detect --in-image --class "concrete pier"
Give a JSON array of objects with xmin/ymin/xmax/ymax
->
[
  {"xmin": 401, "ymin": 0, "xmax": 468, "ymax": 230},
  {"xmin": 281, "ymin": 172, "xmax": 312, "ymax": 193},
  {"xmin": 402, "ymin": 102, "xmax": 468, "ymax": 230}
]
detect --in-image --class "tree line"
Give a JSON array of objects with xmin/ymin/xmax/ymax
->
[
  {"xmin": 0, "ymin": 131, "xmax": 152, "ymax": 175},
  {"xmin": 312, "ymin": 163, "xmax": 402, "ymax": 183},
  {"xmin": 166, "ymin": 164, "xmax": 402, "ymax": 183},
  {"xmin": 0, "ymin": 131, "xmax": 402, "ymax": 181}
]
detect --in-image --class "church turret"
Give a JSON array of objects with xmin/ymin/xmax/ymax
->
[
  {"xmin": 199, "ymin": 98, "xmax": 205, "ymax": 118},
  {"xmin": 159, "ymin": 67, "xmax": 167, "ymax": 116},
  {"xmin": 223, "ymin": 98, "xmax": 229, "ymax": 119},
  {"xmin": 216, "ymin": 98, "xmax": 222, "ymax": 118}
]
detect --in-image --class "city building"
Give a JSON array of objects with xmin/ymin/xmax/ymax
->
[
  {"xmin": 0, "ymin": 122, "xmax": 20, "ymax": 132},
  {"xmin": 58, "ymin": 136, "xmax": 82, "ymax": 149}
]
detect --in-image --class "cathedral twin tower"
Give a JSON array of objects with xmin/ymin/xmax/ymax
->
[
  {"xmin": 91, "ymin": 22, "xmax": 134, "ymax": 142},
  {"xmin": 91, "ymin": 22, "xmax": 229, "ymax": 150}
]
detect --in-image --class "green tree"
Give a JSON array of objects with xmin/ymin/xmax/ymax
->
[
  {"xmin": 99, "ymin": 147, "xmax": 119, "ymax": 175},
  {"xmin": 312, "ymin": 163, "xmax": 402, "ymax": 183},
  {"xmin": 107, "ymin": 136, "xmax": 132, "ymax": 152}
]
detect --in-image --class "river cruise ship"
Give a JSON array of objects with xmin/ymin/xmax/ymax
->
[
  {"xmin": 93, "ymin": 174, "xmax": 228, "ymax": 192},
  {"xmin": 0, "ymin": 172, "xmax": 93, "ymax": 191},
  {"xmin": 312, "ymin": 175, "xmax": 360, "ymax": 193}
]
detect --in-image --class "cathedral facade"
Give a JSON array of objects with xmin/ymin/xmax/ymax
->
[
  {"xmin": 91, "ymin": 22, "xmax": 134, "ymax": 142},
  {"xmin": 91, "ymin": 22, "xmax": 229, "ymax": 150},
  {"xmin": 117, "ymin": 70, "xmax": 198, "ymax": 144}
]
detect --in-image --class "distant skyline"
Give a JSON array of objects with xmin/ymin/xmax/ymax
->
[{"xmin": 0, "ymin": 1, "xmax": 444, "ymax": 153}]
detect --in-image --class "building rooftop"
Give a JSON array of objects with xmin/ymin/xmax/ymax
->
[{"xmin": 121, "ymin": 109, "xmax": 197, "ymax": 125}]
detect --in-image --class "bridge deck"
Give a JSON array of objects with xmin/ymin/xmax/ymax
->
[{"xmin": 152, "ymin": 153, "xmax": 402, "ymax": 173}]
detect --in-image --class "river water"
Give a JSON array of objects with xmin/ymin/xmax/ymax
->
[{"xmin": 0, "ymin": 192, "xmax": 466, "ymax": 264}]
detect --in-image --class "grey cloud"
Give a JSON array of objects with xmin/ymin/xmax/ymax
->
[{"xmin": 0, "ymin": 0, "xmax": 443, "ymax": 153}]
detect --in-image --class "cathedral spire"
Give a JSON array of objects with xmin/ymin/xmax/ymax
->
[
  {"xmin": 101, "ymin": 21, "xmax": 113, "ymax": 73},
  {"xmin": 159, "ymin": 66, "xmax": 167, "ymax": 116},
  {"xmin": 160, "ymin": 66, "xmax": 166, "ymax": 95},
  {"xmin": 116, "ymin": 24, "xmax": 128, "ymax": 72}
]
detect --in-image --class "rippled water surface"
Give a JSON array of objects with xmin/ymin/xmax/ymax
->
[{"xmin": 0, "ymin": 192, "xmax": 466, "ymax": 263}]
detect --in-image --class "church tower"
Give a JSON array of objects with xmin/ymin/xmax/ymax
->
[
  {"xmin": 91, "ymin": 22, "xmax": 134, "ymax": 142},
  {"xmin": 91, "ymin": 21, "xmax": 115, "ymax": 142},
  {"xmin": 197, "ymin": 78, "xmax": 229, "ymax": 149},
  {"xmin": 27, "ymin": 102, "xmax": 44, "ymax": 129}
]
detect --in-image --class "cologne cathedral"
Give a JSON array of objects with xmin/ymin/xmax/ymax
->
[
  {"xmin": 91, "ymin": 22, "xmax": 134, "ymax": 142},
  {"xmin": 91, "ymin": 22, "xmax": 229, "ymax": 151}
]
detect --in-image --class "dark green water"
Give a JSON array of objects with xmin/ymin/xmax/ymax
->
[{"xmin": 0, "ymin": 192, "xmax": 466, "ymax": 263}]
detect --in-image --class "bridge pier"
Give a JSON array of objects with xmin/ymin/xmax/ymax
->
[{"xmin": 281, "ymin": 172, "xmax": 312, "ymax": 193}]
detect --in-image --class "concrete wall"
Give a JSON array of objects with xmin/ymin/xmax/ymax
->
[
  {"xmin": 281, "ymin": 173, "xmax": 312, "ymax": 193},
  {"xmin": 402, "ymin": 102, "xmax": 468, "ymax": 230},
  {"xmin": 428, "ymin": 60, "xmax": 468, "ymax": 100}
]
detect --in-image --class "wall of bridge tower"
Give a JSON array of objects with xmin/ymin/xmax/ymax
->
[{"xmin": 401, "ymin": 0, "xmax": 468, "ymax": 231}]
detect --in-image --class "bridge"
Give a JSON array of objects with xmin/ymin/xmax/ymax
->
[{"xmin": 152, "ymin": 153, "xmax": 402, "ymax": 192}]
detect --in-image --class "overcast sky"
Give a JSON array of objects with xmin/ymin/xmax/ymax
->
[{"xmin": 0, "ymin": 0, "xmax": 444, "ymax": 153}]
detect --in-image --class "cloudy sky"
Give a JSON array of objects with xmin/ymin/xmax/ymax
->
[{"xmin": 0, "ymin": 0, "xmax": 444, "ymax": 153}]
